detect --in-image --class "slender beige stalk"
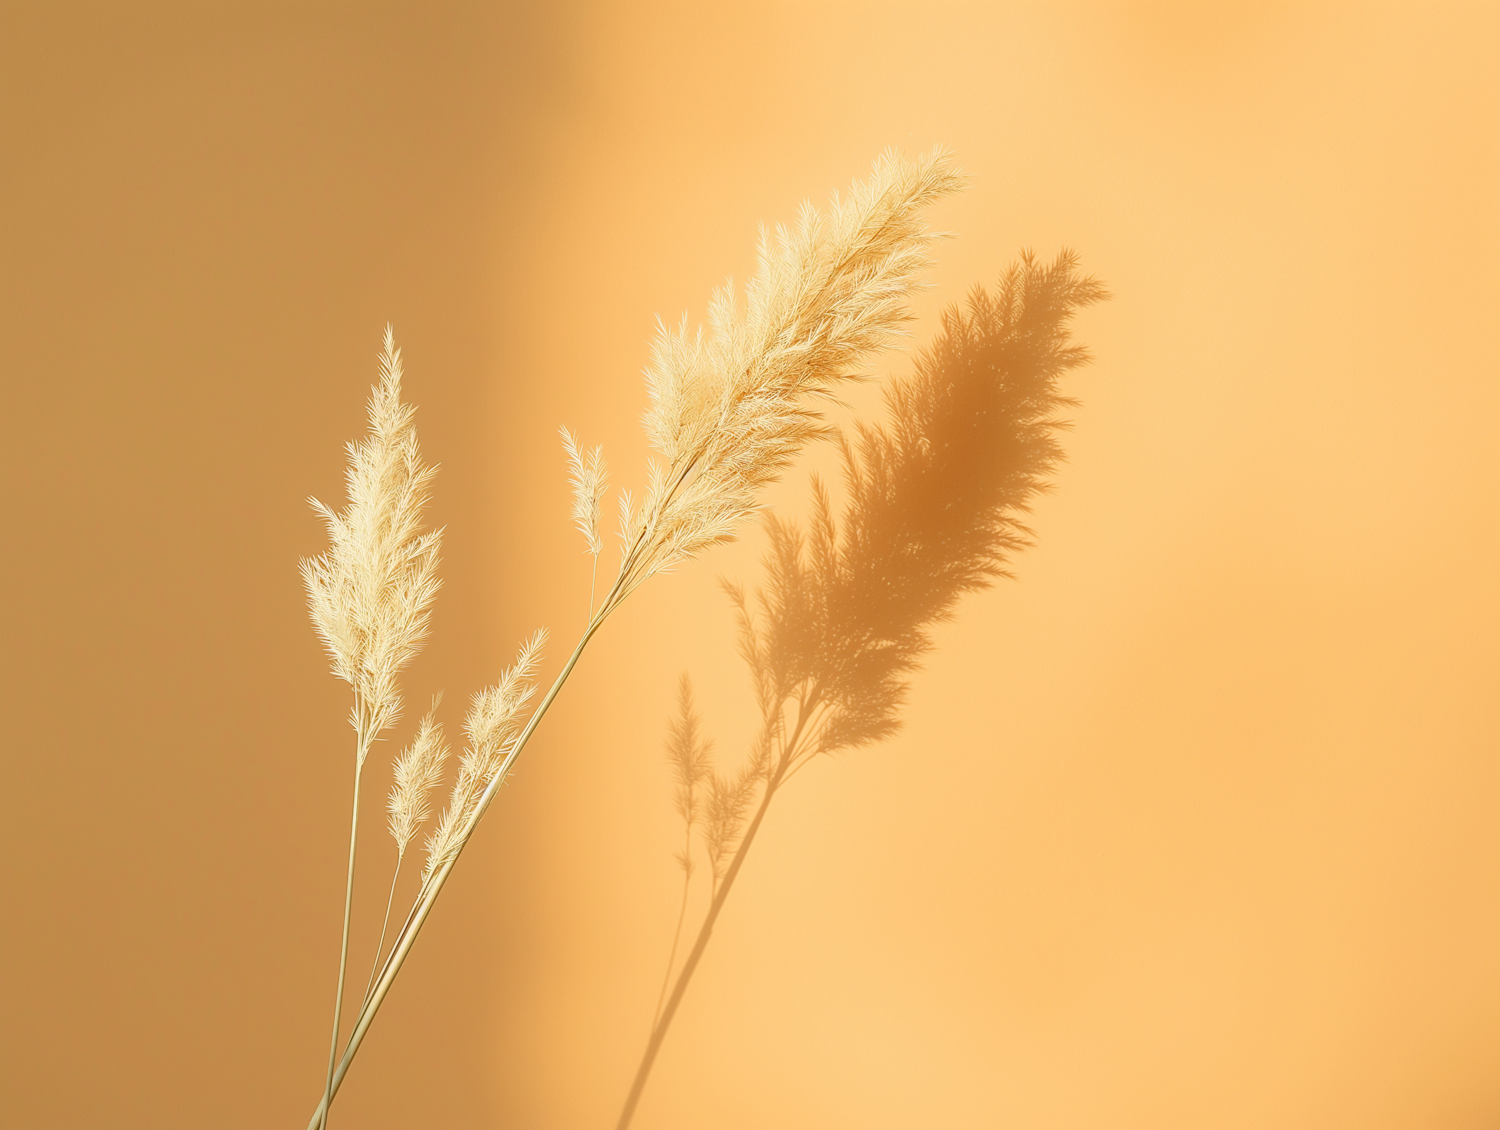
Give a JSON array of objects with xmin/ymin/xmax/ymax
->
[
  {"xmin": 363, "ymin": 863, "xmax": 401, "ymax": 1013},
  {"xmin": 319, "ymin": 735, "xmax": 366, "ymax": 1130}
]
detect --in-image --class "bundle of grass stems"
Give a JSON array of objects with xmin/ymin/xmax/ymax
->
[{"xmin": 298, "ymin": 151, "xmax": 969, "ymax": 1127}]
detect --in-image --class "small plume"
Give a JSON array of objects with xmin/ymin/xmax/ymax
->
[
  {"xmin": 423, "ymin": 630, "xmax": 548, "ymax": 879},
  {"xmin": 616, "ymin": 489, "xmax": 636, "ymax": 556},
  {"xmin": 560, "ymin": 426, "xmax": 609, "ymax": 556},
  {"xmin": 386, "ymin": 704, "xmax": 450, "ymax": 860}
]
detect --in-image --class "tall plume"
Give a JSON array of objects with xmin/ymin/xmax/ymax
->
[
  {"xmin": 607, "ymin": 149, "xmax": 966, "ymax": 602},
  {"xmin": 301, "ymin": 326, "xmax": 443, "ymax": 752}
]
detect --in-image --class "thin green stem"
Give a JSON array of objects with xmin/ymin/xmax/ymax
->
[
  {"xmin": 304, "ymin": 591, "xmax": 623, "ymax": 1130},
  {"xmin": 303, "ymin": 473, "xmax": 708, "ymax": 1128},
  {"xmin": 359, "ymin": 852, "xmax": 404, "ymax": 1011},
  {"xmin": 317, "ymin": 731, "xmax": 368, "ymax": 1130}
]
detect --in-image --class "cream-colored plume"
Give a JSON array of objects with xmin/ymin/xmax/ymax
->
[
  {"xmin": 386, "ymin": 706, "xmax": 449, "ymax": 860},
  {"xmin": 423, "ymin": 630, "xmax": 547, "ymax": 879},
  {"xmin": 301, "ymin": 157, "xmax": 968, "ymax": 1126},
  {"xmin": 301, "ymin": 326, "xmax": 443, "ymax": 754},
  {"xmin": 560, "ymin": 426, "xmax": 608, "ymax": 556},
  {"xmin": 614, "ymin": 149, "xmax": 964, "ymax": 596}
]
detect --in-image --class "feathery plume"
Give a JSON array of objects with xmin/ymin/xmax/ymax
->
[
  {"xmin": 616, "ymin": 489, "xmax": 636, "ymax": 556},
  {"xmin": 611, "ymin": 149, "xmax": 965, "ymax": 601},
  {"xmin": 301, "ymin": 326, "xmax": 443, "ymax": 751},
  {"xmin": 304, "ymin": 157, "xmax": 968, "ymax": 1128},
  {"xmin": 560, "ymin": 426, "xmax": 609, "ymax": 556},
  {"xmin": 386, "ymin": 706, "xmax": 450, "ymax": 860},
  {"xmin": 304, "ymin": 327, "xmax": 443, "ymax": 1130},
  {"xmin": 423, "ymin": 630, "xmax": 548, "ymax": 879}
]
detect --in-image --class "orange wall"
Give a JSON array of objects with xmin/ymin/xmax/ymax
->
[{"xmin": 4, "ymin": 3, "xmax": 1498, "ymax": 1128}]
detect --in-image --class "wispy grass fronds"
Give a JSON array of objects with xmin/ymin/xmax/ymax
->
[
  {"xmin": 560, "ymin": 426, "xmax": 609, "ymax": 556},
  {"xmin": 606, "ymin": 149, "xmax": 965, "ymax": 604},
  {"xmin": 363, "ymin": 702, "xmax": 449, "ymax": 1011},
  {"xmin": 302, "ymin": 325, "xmax": 443, "ymax": 753},
  {"xmin": 422, "ymin": 629, "xmax": 548, "ymax": 880},
  {"xmin": 303, "ymin": 156, "xmax": 964, "ymax": 1129},
  {"xmin": 616, "ymin": 251, "xmax": 1107, "ymax": 1130},
  {"xmin": 386, "ymin": 705, "xmax": 449, "ymax": 860},
  {"xmin": 301, "ymin": 326, "xmax": 442, "ymax": 1130}
]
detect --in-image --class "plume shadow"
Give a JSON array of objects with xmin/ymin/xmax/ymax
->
[{"xmin": 742, "ymin": 249, "xmax": 1109, "ymax": 761}]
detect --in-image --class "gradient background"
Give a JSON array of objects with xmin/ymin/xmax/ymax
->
[{"xmin": 3, "ymin": 2, "xmax": 1499, "ymax": 1128}]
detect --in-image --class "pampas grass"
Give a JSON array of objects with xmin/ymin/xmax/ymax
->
[
  {"xmin": 300, "ymin": 151, "xmax": 962, "ymax": 1126},
  {"xmin": 299, "ymin": 327, "xmax": 443, "ymax": 1129},
  {"xmin": 615, "ymin": 251, "xmax": 1107, "ymax": 1130}
]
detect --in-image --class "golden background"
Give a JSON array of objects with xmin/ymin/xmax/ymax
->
[{"xmin": 3, "ymin": 2, "xmax": 1498, "ymax": 1128}]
